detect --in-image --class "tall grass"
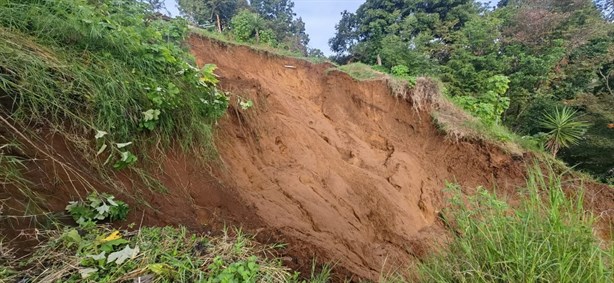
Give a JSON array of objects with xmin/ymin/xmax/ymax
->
[
  {"xmin": 418, "ymin": 165, "xmax": 613, "ymax": 282},
  {"xmin": 0, "ymin": 0, "xmax": 227, "ymax": 152}
]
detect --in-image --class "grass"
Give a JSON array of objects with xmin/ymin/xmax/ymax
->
[
  {"xmin": 416, "ymin": 164, "xmax": 613, "ymax": 282},
  {"xmin": 0, "ymin": 0, "xmax": 226, "ymax": 155},
  {"xmin": 191, "ymin": 28, "xmax": 333, "ymax": 65},
  {"xmin": 431, "ymin": 94, "xmax": 542, "ymax": 155},
  {"xmin": 0, "ymin": 0, "xmax": 232, "ymax": 219},
  {"xmin": 1, "ymin": 225, "xmax": 332, "ymax": 283},
  {"xmin": 333, "ymin": 63, "xmax": 385, "ymax": 81}
]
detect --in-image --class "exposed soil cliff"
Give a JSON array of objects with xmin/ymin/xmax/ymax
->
[{"xmin": 188, "ymin": 36, "xmax": 528, "ymax": 280}]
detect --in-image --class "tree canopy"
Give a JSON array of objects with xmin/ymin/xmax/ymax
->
[
  {"xmin": 330, "ymin": 0, "xmax": 614, "ymax": 180},
  {"xmin": 178, "ymin": 0, "xmax": 309, "ymax": 53}
]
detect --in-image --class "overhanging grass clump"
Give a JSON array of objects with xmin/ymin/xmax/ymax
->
[
  {"xmin": 419, "ymin": 166, "xmax": 613, "ymax": 282},
  {"xmin": 0, "ymin": 0, "xmax": 228, "ymax": 153},
  {"xmin": 335, "ymin": 63, "xmax": 385, "ymax": 81}
]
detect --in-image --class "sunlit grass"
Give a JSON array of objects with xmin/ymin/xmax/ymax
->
[{"xmin": 417, "ymin": 165, "xmax": 613, "ymax": 282}]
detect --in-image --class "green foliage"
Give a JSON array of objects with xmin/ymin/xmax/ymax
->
[
  {"xmin": 330, "ymin": 0, "xmax": 614, "ymax": 177},
  {"xmin": 177, "ymin": 0, "xmax": 249, "ymax": 27},
  {"xmin": 559, "ymin": 94, "xmax": 614, "ymax": 181},
  {"xmin": 390, "ymin": 64, "xmax": 417, "ymax": 87},
  {"xmin": 391, "ymin": 65, "xmax": 410, "ymax": 77},
  {"xmin": 0, "ymin": 0, "xmax": 229, "ymax": 160},
  {"xmin": 7, "ymin": 224, "xmax": 331, "ymax": 283},
  {"xmin": 65, "ymin": 193, "xmax": 129, "ymax": 228},
  {"xmin": 539, "ymin": 107, "xmax": 590, "ymax": 157},
  {"xmin": 453, "ymin": 75, "xmax": 511, "ymax": 125},
  {"xmin": 418, "ymin": 165, "xmax": 613, "ymax": 282},
  {"xmin": 230, "ymin": 9, "xmax": 277, "ymax": 46},
  {"xmin": 207, "ymin": 256, "xmax": 259, "ymax": 282},
  {"xmin": 329, "ymin": 0, "xmax": 479, "ymax": 64},
  {"xmin": 250, "ymin": 0, "xmax": 309, "ymax": 53}
]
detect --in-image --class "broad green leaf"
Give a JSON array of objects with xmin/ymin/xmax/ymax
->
[{"xmin": 107, "ymin": 245, "xmax": 139, "ymax": 265}]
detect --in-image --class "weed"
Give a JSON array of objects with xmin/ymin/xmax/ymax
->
[
  {"xmin": 0, "ymin": 0, "xmax": 228, "ymax": 160},
  {"xmin": 66, "ymin": 193, "xmax": 129, "ymax": 229},
  {"xmin": 0, "ymin": 0, "xmax": 231, "ymax": 218}
]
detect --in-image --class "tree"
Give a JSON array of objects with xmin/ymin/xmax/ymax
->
[
  {"xmin": 539, "ymin": 107, "xmax": 589, "ymax": 157},
  {"xmin": 329, "ymin": 11, "xmax": 358, "ymax": 55},
  {"xmin": 141, "ymin": 0, "xmax": 165, "ymax": 12},
  {"xmin": 306, "ymin": 48, "xmax": 325, "ymax": 58},
  {"xmin": 249, "ymin": 0, "xmax": 309, "ymax": 53},
  {"xmin": 230, "ymin": 9, "xmax": 276, "ymax": 45},
  {"xmin": 177, "ymin": 0, "xmax": 248, "ymax": 28},
  {"xmin": 328, "ymin": 0, "xmax": 480, "ymax": 64}
]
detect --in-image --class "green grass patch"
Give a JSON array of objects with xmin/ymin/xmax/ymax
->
[
  {"xmin": 417, "ymin": 165, "xmax": 613, "ymax": 282},
  {"xmin": 2, "ymin": 225, "xmax": 331, "ymax": 283},
  {"xmin": 0, "ymin": 0, "xmax": 233, "ymax": 214},
  {"xmin": 191, "ymin": 28, "xmax": 333, "ymax": 65},
  {"xmin": 334, "ymin": 63, "xmax": 385, "ymax": 81},
  {"xmin": 432, "ymin": 94, "xmax": 542, "ymax": 154}
]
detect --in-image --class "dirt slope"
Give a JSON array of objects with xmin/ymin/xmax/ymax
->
[{"xmin": 189, "ymin": 36, "xmax": 528, "ymax": 279}]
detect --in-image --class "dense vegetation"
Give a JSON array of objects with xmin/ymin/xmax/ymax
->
[
  {"xmin": 176, "ymin": 0, "xmax": 321, "ymax": 55},
  {"xmin": 2, "ymin": 193, "xmax": 331, "ymax": 282},
  {"xmin": 329, "ymin": 0, "xmax": 614, "ymax": 182},
  {"xmin": 0, "ymin": 0, "xmax": 231, "ymax": 165}
]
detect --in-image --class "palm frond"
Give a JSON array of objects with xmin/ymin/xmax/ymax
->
[{"xmin": 539, "ymin": 107, "xmax": 590, "ymax": 156}]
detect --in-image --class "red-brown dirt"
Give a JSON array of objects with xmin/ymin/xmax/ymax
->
[
  {"xmin": 2, "ymin": 34, "xmax": 612, "ymax": 282},
  {"xmin": 188, "ymin": 36, "xmax": 530, "ymax": 280}
]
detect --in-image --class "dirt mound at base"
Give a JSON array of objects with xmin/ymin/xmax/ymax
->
[{"xmin": 189, "ymin": 36, "xmax": 528, "ymax": 280}]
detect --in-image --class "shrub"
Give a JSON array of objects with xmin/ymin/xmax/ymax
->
[
  {"xmin": 453, "ymin": 75, "xmax": 511, "ymax": 125},
  {"xmin": 230, "ymin": 10, "xmax": 276, "ymax": 46},
  {"xmin": 66, "ymin": 193, "xmax": 129, "ymax": 228}
]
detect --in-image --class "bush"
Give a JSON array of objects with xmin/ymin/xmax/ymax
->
[
  {"xmin": 453, "ymin": 75, "xmax": 511, "ymax": 125},
  {"xmin": 66, "ymin": 193, "xmax": 129, "ymax": 228},
  {"xmin": 230, "ymin": 10, "xmax": 276, "ymax": 46}
]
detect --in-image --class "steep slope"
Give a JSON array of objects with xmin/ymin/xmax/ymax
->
[
  {"xmin": 3, "ymin": 30, "xmax": 611, "ymax": 282},
  {"xmin": 189, "ymin": 36, "xmax": 528, "ymax": 279}
]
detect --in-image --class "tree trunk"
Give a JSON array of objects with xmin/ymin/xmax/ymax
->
[
  {"xmin": 216, "ymin": 13, "xmax": 222, "ymax": 33},
  {"xmin": 376, "ymin": 54, "xmax": 382, "ymax": 66},
  {"xmin": 255, "ymin": 29, "xmax": 260, "ymax": 44}
]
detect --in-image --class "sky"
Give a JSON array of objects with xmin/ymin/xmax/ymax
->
[{"xmin": 164, "ymin": 0, "xmax": 495, "ymax": 55}]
